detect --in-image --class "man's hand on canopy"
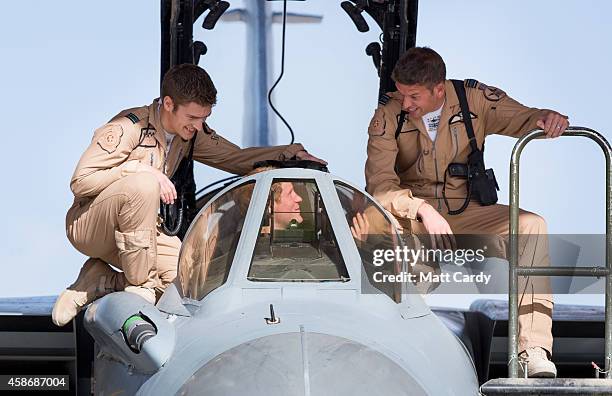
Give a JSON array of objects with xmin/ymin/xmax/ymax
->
[{"xmin": 295, "ymin": 150, "xmax": 327, "ymax": 165}]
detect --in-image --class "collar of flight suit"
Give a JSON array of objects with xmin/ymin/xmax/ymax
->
[
  {"xmin": 149, "ymin": 98, "xmax": 170, "ymax": 153},
  {"xmin": 434, "ymin": 80, "xmax": 462, "ymax": 142},
  {"xmin": 149, "ymin": 98, "xmax": 193, "ymax": 176}
]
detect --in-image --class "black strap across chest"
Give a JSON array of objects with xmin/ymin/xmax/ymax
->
[
  {"xmin": 450, "ymin": 79, "xmax": 479, "ymax": 152},
  {"xmin": 394, "ymin": 110, "xmax": 407, "ymax": 139}
]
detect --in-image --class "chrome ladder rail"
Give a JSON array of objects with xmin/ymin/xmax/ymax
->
[{"xmin": 508, "ymin": 127, "xmax": 612, "ymax": 378}]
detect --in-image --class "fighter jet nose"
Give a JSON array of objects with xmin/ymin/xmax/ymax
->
[
  {"xmin": 87, "ymin": 169, "xmax": 478, "ymax": 395},
  {"xmin": 177, "ymin": 332, "xmax": 427, "ymax": 396}
]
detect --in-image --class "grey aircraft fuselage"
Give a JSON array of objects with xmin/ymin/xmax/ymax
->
[{"xmin": 84, "ymin": 168, "xmax": 479, "ymax": 395}]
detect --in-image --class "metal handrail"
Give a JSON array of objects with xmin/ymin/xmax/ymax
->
[{"xmin": 508, "ymin": 127, "xmax": 612, "ymax": 378}]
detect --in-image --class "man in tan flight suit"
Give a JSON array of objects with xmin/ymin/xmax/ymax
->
[
  {"xmin": 53, "ymin": 64, "xmax": 325, "ymax": 326},
  {"xmin": 366, "ymin": 47, "xmax": 569, "ymax": 377}
]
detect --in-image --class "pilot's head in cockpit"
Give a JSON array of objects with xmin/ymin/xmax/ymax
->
[
  {"xmin": 246, "ymin": 166, "xmax": 306, "ymax": 231},
  {"xmin": 271, "ymin": 182, "xmax": 304, "ymax": 229}
]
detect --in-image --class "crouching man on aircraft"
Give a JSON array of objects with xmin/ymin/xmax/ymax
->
[
  {"xmin": 53, "ymin": 64, "xmax": 325, "ymax": 327},
  {"xmin": 366, "ymin": 47, "xmax": 569, "ymax": 378}
]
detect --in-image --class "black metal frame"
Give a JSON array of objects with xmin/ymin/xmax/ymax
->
[
  {"xmin": 158, "ymin": 0, "xmax": 419, "ymax": 238},
  {"xmin": 160, "ymin": 0, "xmax": 420, "ymax": 116},
  {"xmin": 341, "ymin": 1, "xmax": 418, "ymax": 98},
  {"xmin": 160, "ymin": 0, "xmax": 197, "ymax": 239}
]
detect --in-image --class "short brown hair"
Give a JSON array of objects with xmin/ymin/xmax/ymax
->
[
  {"xmin": 161, "ymin": 64, "xmax": 217, "ymax": 107},
  {"xmin": 391, "ymin": 47, "xmax": 446, "ymax": 88}
]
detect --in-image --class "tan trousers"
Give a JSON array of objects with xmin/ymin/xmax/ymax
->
[
  {"xmin": 407, "ymin": 199, "xmax": 553, "ymax": 354},
  {"xmin": 66, "ymin": 173, "xmax": 181, "ymax": 293}
]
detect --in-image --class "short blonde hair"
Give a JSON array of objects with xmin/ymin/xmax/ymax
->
[{"xmin": 248, "ymin": 166, "xmax": 282, "ymax": 201}]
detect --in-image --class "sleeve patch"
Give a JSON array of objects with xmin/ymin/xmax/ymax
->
[
  {"xmin": 483, "ymin": 86, "xmax": 506, "ymax": 102},
  {"xmin": 97, "ymin": 127, "xmax": 123, "ymax": 154},
  {"xmin": 368, "ymin": 109, "xmax": 386, "ymax": 136}
]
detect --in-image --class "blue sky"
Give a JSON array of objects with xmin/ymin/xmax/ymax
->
[{"xmin": 1, "ymin": 0, "xmax": 611, "ymax": 308}]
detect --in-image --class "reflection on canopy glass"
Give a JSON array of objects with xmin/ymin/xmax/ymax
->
[
  {"xmin": 178, "ymin": 181, "xmax": 255, "ymax": 300},
  {"xmin": 248, "ymin": 179, "xmax": 349, "ymax": 282},
  {"xmin": 335, "ymin": 181, "xmax": 404, "ymax": 303}
]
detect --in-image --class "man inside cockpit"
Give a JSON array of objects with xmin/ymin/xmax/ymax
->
[
  {"xmin": 270, "ymin": 181, "xmax": 304, "ymax": 230},
  {"xmin": 268, "ymin": 179, "xmax": 368, "ymax": 239}
]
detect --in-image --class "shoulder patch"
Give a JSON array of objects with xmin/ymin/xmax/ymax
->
[
  {"xmin": 464, "ymin": 78, "xmax": 489, "ymax": 91},
  {"xmin": 378, "ymin": 93, "xmax": 390, "ymax": 106},
  {"xmin": 483, "ymin": 86, "xmax": 506, "ymax": 102},
  {"xmin": 368, "ymin": 108, "xmax": 385, "ymax": 136},
  {"xmin": 125, "ymin": 112, "xmax": 139, "ymax": 124},
  {"xmin": 464, "ymin": 79, "xmax": 480, "ymax": 88},
  {"xmin": 97, "ymin": 126, "xmax": 123, "ymax": 154}
]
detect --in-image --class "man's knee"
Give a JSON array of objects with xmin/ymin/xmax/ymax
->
[
  {"xmin": 156, "ymin": 234, "xmax": 180, "ymax": 287},
  {"xmin": 123, "ymin": 173, "xmax": 160, "ymax": 201},
  {"xmin": 158, "ymin": 267, "xmax": 177, "ymax": 287}
]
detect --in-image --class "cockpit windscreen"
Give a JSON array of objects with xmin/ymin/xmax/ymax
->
[{"xmin": 248, "ymin": 179, "xmax": 350, "ymax": 282}]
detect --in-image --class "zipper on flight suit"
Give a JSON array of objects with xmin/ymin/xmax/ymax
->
[
  {"xmin": 451, "ymin": 127, "xmax": 459, "ymax": 161},
  {"xmin": 163, "ymin": 138, "xmax": 173, "ymax": 174},
  {"xmin": 433, "ymin": 126, "xmax": 460, "ymax": 212},
  {"xmin": 432, "ymin": 143, "xmax": 442, "ymax": 212},
  {"xmin": 165, "ymin": 144, "xmax": 184, "ymax": 177},
  {"xmin": 420, "ymin": 122, "xmax": 443, "ymax": 212},
  {"xmin": 164, "ymin": 137, "xmax": 184, "ymax": 176},
  {"xmin": 433, "ymin": 124, "xmax": 460, "ymax": 212}
]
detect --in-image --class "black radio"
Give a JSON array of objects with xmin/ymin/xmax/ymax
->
[{"xmin": 444, "ymin": 148, "xmax": 499, "ymax": 214}]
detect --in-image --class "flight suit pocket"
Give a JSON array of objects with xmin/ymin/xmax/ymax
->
[
  {"xmin": 449, "ymin": 119, "xmax": 483, "ymax": 160},
  {"xmin": 396, "ymin": 130, "xmax": 420, "ymax": 172},
  {"xmin": 399, "ymin": 127, "xmax": 419, "ymax": 134},
  {"xmin": 115, "ymin": 229, "xmax": 156, "ymax": 285},
  {"xmin": 115, "ymin": 230, "xmax": 150, "ymax": 250}
]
